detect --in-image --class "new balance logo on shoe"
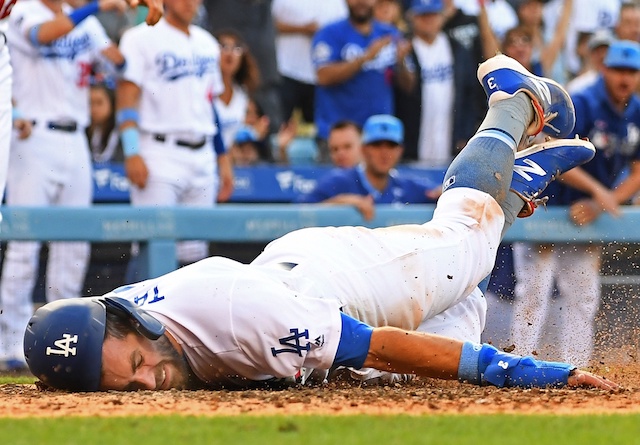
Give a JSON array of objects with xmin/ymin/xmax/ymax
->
[
  {"xmin": 529, "ymin": 77, "xmax": 552, "ymax": 105},
  {"xmin": 513, "ymin": 159, "xmax": 546, "ymax": 182}
]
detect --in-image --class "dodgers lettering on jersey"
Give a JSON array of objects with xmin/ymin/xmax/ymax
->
[
  {"xmin": 0, "ymin": 0, "xmax": 16, "ymax": 19},
  {"xmin": 120, "ymin": 19, "xmax": 223, "ymax": 135},
  {"xmin": 7, "ymin": 1, "xmax": 112, "ymax": 126}
]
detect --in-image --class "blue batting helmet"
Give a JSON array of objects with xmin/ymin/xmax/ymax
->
[{"xmin": 23, "ymin": 297, "xmax": 165, "ymax": 392}]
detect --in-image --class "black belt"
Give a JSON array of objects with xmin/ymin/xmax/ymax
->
[
  {"xmin": 153, "ymin": 133, "xmax": 207, "ymax": 149},
  {"xmin": 33, "ymin": 120, "xmax": 78, "ymax": 133}
]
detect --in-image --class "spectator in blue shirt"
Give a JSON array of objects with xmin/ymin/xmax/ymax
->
[
  {"xmin": 311, "ymin": 0, "xmax": 414, "ymax": 162},
  {"xmin": 295, "ymin": 114, "xmax": 440, "ymax": 220}
]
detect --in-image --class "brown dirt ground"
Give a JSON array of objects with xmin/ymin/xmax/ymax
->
[{"xmin": 1, "ymin": 362, "xmax": 640, "ymax": 418}]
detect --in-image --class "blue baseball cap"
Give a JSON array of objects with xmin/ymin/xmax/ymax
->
[
  {"xmin": 604, "ymin": 40, "xmax": 640, "ymax": 70},
  {"xmin": 362, "ymin": 115, "xmax": 404, "ymax": 145},
  {"xmin": 234, "ymin": 125, "xmax": 258, "ymax": 144},
  {"xmin": 408, "ymin": 0, "xmax": 443, "ymax": 15}
]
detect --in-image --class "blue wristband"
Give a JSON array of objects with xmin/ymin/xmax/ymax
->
[
  {"xmin": 11, "ymin": 107, "xmax": 23, "ymax": 121},
  {"xmin": 68, "ymin": 1, "xmax": 100, "ymax": 26},
  {"xmin": 116, "ymin": 108, "xmax": 140, "ymax": 127},
  {"xmin": 457, "ymin": 341, "xmax": 482, "ymax": 385},
  {"xmin": 121, "ymin": 127, "xmax": 140, "ymax": 157},
  {"xmin": 478, "ymin": 344, "xmax": 575, "ymax": 388}
]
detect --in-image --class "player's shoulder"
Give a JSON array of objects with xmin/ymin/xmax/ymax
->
[
  {"xmin": 189, "ymin": 25, "xmax": 220, "ymax": 47},
  {"xmin": 9, "ymin": 0, "xmax": 45, "ymax": 22}
]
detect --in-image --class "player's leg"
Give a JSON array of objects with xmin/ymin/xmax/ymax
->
[
  {"xmin": 175, "ymin": 144, "xmax": 216, "ymax": 265},
  {"xmin": 0, "ymin": 60, "xmax": 11, "ymax": 212},
  {"xmin": 46, "ymin": 131, "xmax": 93, "ymax": 302},
  {"xmin": 0, "ymin": 128, "xmax": 54, "ymax": 369},
  {"xmin": 555, "ymin": 244, "xmax": 601, "ymax": 367},
  {"xmin": 509, "ymin": 242, "xmax": 557, "ymax": 357}
]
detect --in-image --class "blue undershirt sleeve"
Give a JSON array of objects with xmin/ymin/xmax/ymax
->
[{"xmin": 332, "ymin": 312, "xmax": 373, "ymax": 369}]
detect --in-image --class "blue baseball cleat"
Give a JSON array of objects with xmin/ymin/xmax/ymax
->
[
  {"xmin": 511, "ymin": 137, "xmax": 596, "ymax": 217},
  {"xmin": 477, "ymin": 54, "xmax": 576, "ymax": 138}
]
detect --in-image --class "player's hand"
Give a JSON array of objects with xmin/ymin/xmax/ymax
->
[
  {"xmin": 126, "ymin": 0, "xmax": 163, "ymax": 25},
  {"xmin": 125, "ymin": 154, "xmax": 149, "ymax": 188},
  {"xmin": 13, "ymin": 118, "xmax": 32, "ymax": 140},
  {"xmin": 98, "ymin": 0, "xmax": 129, "ymax": 14},
  {"xmin": 569, "ymin": 198, "xmax": 602, "ymax": 225},
  {"xmin": 566, "ymin": 369, "xmax": 619, "ymax": 390}
]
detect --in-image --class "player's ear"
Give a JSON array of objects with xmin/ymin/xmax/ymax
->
[{"xmin": 102, "ymin": 297, "xmax": 165, "ymax": 340}]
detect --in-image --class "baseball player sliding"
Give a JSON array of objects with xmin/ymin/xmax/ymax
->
[{"xmin": 23, "ymin": 55, "xmax": 616, "ymax": 392}]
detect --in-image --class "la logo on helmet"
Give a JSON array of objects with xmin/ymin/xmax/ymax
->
[{"xmin": 45, "ymin": 334, "xmax": 79, "ymax": 357}]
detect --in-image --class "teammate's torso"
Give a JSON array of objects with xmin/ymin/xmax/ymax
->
[
  {"xmin": 7, "ymin": 1, "xmax": 110, "ymax": 126},
  {"xmin": 119, "ymin": 20, "xmax": 223, "ymax": 136}
]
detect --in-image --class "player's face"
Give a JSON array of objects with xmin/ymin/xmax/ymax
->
[
  {"xmin": 100, "ymin": 332, "xmax": 192, "ymax": 391},
  {"xmin": 603, "ymin": 67, "xmax": 640, "ymax": 106},
  {"xmin": 328, "ymin": 127, "xmax": 363, "ymax": 168},
  {"xmin": 363, "ymin": 141, "xmax": 402, "ymax": 176},
  {"xmin": 164, "ymin": 0, "xmax": 201, "ymax": 27}
]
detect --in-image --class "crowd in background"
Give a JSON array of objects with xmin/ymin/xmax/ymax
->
[{"xmin": 1, "ymin": 0, "xmax": 640, "ymax": 371}]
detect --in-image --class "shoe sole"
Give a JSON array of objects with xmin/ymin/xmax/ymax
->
[{"xmin": 515, "ymin": 138, "xmax": 595, "ymax": 160}]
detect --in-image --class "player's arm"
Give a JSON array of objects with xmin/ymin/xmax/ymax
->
[
  {"xmin": 116, "ymin": 80, "xmax": 148, "ymax": 188},
  {"xmin": 334, "ymin": 313, "xmax": 618, "ymax": 390},
  {"xmin": 101, "ymin": 44, "xmax": 126, "ymax": 69},
  {"xmin": 30, "ymin": 0, "xmax": 128, "ymax": 45}
]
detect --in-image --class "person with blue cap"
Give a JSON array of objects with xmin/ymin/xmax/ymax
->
[
  {"xmin": 295, "ymin": 114, "xmax": 441, "ymax": 220},
  {"xmin": 510, "ymin": 40, "xmax": 640, "ymax": 369}
]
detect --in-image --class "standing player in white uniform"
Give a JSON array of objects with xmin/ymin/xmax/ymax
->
[
  {"xmin": 117, "ymin": 0, "xmax": 232, "ymax": 267},
  {"xmin": 0, "ymin": 0, "xmax": 129, "ymax": 370},
  {"xmin": 22, "ymin": 55, "xmax": 616, "ymax": 392}
]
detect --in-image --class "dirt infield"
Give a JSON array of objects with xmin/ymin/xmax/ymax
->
[{"xmin": 1, "ymin": 363, "xmax": 639, "ymax": 418}]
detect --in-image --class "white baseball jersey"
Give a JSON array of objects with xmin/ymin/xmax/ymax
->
[
  {"xmin": 7, "ymin": 1, "xmax": 111, "ymax": 127},
  {"xmin": 119, "ymin": 19, "xmax": 224, "ymax": 136},
  {"xmin": 102, "ymin": 188, "xmax": 502, "ymax": 386}
]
